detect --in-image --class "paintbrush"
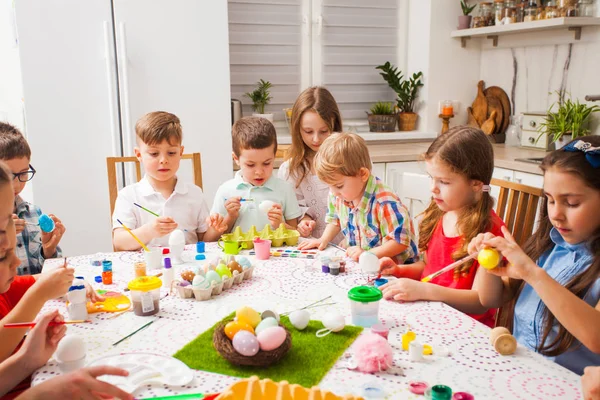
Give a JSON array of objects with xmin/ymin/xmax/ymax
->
[
  {"xmin": 112, "ymin": 319, "xmax": 155, "ymax": 346},
  {"xmin": 133, "ymin": 202, "xmax": 160, "ymax": 217},
  {"xmin": 421, "ymin": 254, "xmax": 476, "ymax": 283},
  {"xmin": 117, "ymin": 219, "xmax": 150, "ymax": 252},
  {"xmin": 282, "ymin": 295, "xmax": 334, "ymax": 316},
  {"xmin": 4, "ymin": 320, "xmax": 92, "ymax": 328}
]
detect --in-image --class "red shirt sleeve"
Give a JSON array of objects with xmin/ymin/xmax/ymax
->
[{"xmin": 0, "ymin": 276, "xmax": 36, "ymax": 320}]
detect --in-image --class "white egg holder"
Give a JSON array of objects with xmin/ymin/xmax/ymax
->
[
  {"xmin": 86, "ymin": 352, "xmax": 194, "ymax": 393},
  {"xmin": 174, "ymin": 266, "xmax": 255, "ymax": 301}
]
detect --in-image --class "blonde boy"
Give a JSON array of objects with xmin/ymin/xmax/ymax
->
[
  {"xmin": 112, "ymin": 112, "xmax": 226, "ymax": 250},
  {"xmin": 212, "ymin": 117, "xmax": 301, "ymax": 232},
  {"xmin": 298, "ymin": 132, "xmax": 418, "ymax": 262}
]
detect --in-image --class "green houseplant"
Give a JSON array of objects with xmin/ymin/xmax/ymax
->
[
  {"xmin": 366, "ymin": 102, "xmax": 397, "ymax": 132},
  {"xmin": 244, "ymin": 79, "xmax": 273, "ymax": 122},
  {"xmin": 459, "ymin": 0, "xmax": 476, "ymax": 29},
  {"xmin": 376, "ymin": 62, "xmax": 424, "ymax": 131},
  {"xmin": 538, "ymin": 92, "xmax": 600, "ymax": 149}
]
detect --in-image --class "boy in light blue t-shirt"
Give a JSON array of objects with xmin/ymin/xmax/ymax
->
[{"xmin": 212, "ymin": 117, "xmax": 301, "ymax": 233}]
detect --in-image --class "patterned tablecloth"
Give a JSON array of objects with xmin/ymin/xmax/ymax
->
[{"xmin": 32, "ymin": 243, "xmax": 583, "ymax": 399}]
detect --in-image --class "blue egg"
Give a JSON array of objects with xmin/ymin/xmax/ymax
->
[
  {"xmin": 237, "ymin": 256, "xmax": 252, "ymax": 269},
  {"xmin": 205, "ymin": 270, "xmax": 222, "ymax": 285},
  {"xmin": 38, "ymin": 214, "xmax": 55, "ymax": 233},
  {"xmin": 255, "ymin": 317, "xmax": 279, "ymax": 335}
]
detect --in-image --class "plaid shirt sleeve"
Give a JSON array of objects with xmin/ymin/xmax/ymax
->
[
  {"xmin": 376, "ymin": 200, "xmax": 418, "ymax": 261},
  {"xmin": 324, "ymin": 192, "xmax": 340, "ymax": 227},
  {"xmin": 15, "ymin": 202, "xmax": 62, "ymax": 275}
]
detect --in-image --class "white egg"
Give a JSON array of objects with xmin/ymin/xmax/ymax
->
[
  {"xmin": 259, "ymin": 200, "xmax": 277, "ymax": 214},
  {"xmin": 168, "ymin": 229, "xmax": 186, "ymax": 246},
  {"xmin": 322, "ymin": 312, "xmax": 345, "ymax": 332},
  {"xmin": 289, "ymin": 310, "xmax": 310, "ymax": 330},
  {"xmin": 359, "ymin": 251, "xmax": 379, "ymax": 274},
  {"xmin": 55, "ymin": 335, "xmax": 86, "ymax": 362}
]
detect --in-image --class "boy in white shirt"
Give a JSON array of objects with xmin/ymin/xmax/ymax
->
[
  {"xmin": 112, "ymin": 111, "xmax": 226, "ymax": 250},
  {"xmin": 212, "ymin": 117, "xmax": 301, "ymax": 232}
]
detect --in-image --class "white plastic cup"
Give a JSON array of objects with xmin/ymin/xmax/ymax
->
[{"xmin": 143, "ymin": 247, "xmax": 162, "ymax": 270}]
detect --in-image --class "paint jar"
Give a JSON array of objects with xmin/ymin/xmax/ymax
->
[
  {"xmin": 196, "ymin": 241, "xmax": 205, "ymax": 253},
  {"xmin": 321, "ymin": 264, "xmax": 330, "ymax": 273},
  {"xmin": 348, "ymin": 286, "xmax": 383, "ymax": 328},
  {"xmin": 329, "ymin": 261, "xmax": 340, "ymax": 275},
  {"xmin": 101, "ymin": 260, "xmax": 113, "ymax": 285},
  {"xmin": 134, "ymin": 262, "xmax": 147, "ymax": 277},
  {"xmin": 424, "ymin": 385, "xmax": 453, "ymax": 400},
  {"xmin": 128, "ymin": 276, "xmax": 162, "ymax": 316},
  {"xmin": 578, "ymin": 0, "xmax": 595, "ymax": 17},
  {"xmin": 144, "ymin": 247, "xmax": 162, "ymax": 270},
  {"xmin": 339, "ymin": 260, "xmax": 346, "ymax": 273}
]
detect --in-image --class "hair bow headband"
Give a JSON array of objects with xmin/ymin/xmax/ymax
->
[{"xmin": 563, "ymin": 140, "xmax": 600, "ymax": 168}]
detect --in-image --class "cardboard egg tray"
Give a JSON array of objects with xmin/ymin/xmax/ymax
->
[
  {"xmin": 216, "ymin": 376, "xmax": 364, "ymax": 400},
  {"xmin": 175, "ymin": 266, "xmax": 254, "ymax": 301},
  {"xmin": 220, "ymin": 224, "xmax": 300, "ymax": 249}
]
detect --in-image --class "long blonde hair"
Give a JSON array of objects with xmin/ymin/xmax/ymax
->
[
  {"xmin": 418, "ymin": 126, "xmax": 495, "ymax": 278},
  {"xmin": 285, "ymin": 87, "xmax": 342, "ymax": 187}
]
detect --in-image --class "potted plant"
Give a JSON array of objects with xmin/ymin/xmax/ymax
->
[
  {"xmin": 244, "ymin": 79, "xmax": 273, "ymax": 122},
  {"xmin": 376, "ymin": 62, "xmax": 424, "ymax": 131},
  {"xmin": 366, "ymin": 102, "xmax": 397, "ymax": 132},
  {"xmin": 459, "ymin": 0, "xmax": 476, "ymax": 29},
  {"xmin": 538, "ymin": 92, "xmax": 600, "ymax": 149}
]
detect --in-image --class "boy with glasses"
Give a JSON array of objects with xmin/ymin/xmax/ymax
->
[{"xmin": 0, "ymin": 123, "xmax": 64, "ymax": 275}]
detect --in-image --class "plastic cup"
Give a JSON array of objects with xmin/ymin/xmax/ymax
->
[
  {"xmin": 347, "ymin": 286, "xmax": 383, "ymax": 328},
  {"xmin": 127, "ymin": 276, "xmax": 162, "ymax": 316},
  {"xmin": 134, "ymin": 262, "xmax": 147, "ymax": 277},
  {"xmin": 253, "ymin": 238, "xmax": 272, "ymax": 260},
  {"xmin": 143, "ymin": 247, "xmax": 162, "ymax": 270}
]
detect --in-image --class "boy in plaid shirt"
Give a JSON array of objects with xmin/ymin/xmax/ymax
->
[
  {"xmin": 0, "ymin": 123, "xmax": 65, "ymax": 275},
  {"xmin": 299, "ymin": 132, "xmax": 417, "ymax": 263}
]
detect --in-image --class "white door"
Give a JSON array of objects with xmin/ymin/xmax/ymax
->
[
  {"xmin": 15, "ymin": 0, "xmax": 120, "ymax": 254},
  {"xmin": 113, "ymin": 0, "xmax": 233, "ymax": 203}
]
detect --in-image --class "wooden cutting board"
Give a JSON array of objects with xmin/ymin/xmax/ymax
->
[
  {"xmin": 485, "ymin": 94, "xmax": 504, "ymax": 135},
  {"xmin": 472, "ymin": 81, "xmax": 488, "ymax": 127},
  {"xmin": 484, "ymin": 86, "xmax": 511, "ymax": 135}
]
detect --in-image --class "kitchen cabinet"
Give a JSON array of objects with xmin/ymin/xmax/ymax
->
[{"xmin": 372, "ymin": 163, "xmax": 386, "ymax": 182}]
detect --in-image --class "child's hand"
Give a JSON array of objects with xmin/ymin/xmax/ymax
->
[
  {"xmin": 41, "ymin": 214, "xmax": 65, "ymax": 257},
  {"xmin": 380, "ymin": 278, "xmax": 425, "ymax": 302},
  {"xmin": 379, "ymin": 257, "xmax": 403, "ymax": 277},
  {"xmin": 207, "ymin": 213, "xmax": 228, "ymax": 234},
  {"xmin": 33, "ymin": 265, "xmax": 74, "ymax": 301},
  {"xmin": 267, "ymin": 204, "xmax": 283, "ymax": 228},
  {"xmin": 18, "ymin": 310, "xmax": 66, "ymax": 371},
  {"xmin": 12, "ymin": 214, "xmax": 25, "ymax": 235},
  {"xmin": 298, "ymin": 238, "xmax": 326, "ymax": 251},
  {"xmin": 476, "ymin": 226, "xmax": 540, "ymax": 282},
  {"xmin": 346, "ymin": 246, "xmax": 364, "ymax": 261},
  {"xmin": 149, "ymin": 216, "xmax": 178, "ymax": 238},
  {"xmin": 582, "ymin": 366, "xmax": 600, "ymax": 400},
  {"xmin": 84, "ymin": 281, "xmax": 104, "ymax": 303},
  {"xmin": 224, "ymin": 197, "xmax": 242, "ymax": 220},
  {"xmin": 297, "ymin": 219, "xmax": 316, "ymax": 237}
]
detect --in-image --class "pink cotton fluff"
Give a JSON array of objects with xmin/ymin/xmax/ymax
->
[{"xmin": 353, "ymin": 333, "xmax": 394, "ymax": 373}]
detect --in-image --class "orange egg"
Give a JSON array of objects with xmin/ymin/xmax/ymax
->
[{"xmin": 224, "ymin": 321, "xmax": 255, "ymax": 340}]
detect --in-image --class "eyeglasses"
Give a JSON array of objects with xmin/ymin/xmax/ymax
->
[{"xmin": 12, "ymin": 164, "xmax": 36, "ymax": 182}]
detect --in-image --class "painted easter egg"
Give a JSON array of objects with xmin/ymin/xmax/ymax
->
[
  {"xmin": 236, "ymin": 306, "xmax": 261, "ymax": 328},
  {"xmin": 55, "ymin": 335, "xmax": 86, "ymax": 362},
  {"xmin": 289, "ymin": 310, "xmax": 310, "ymax": 330},
  {"xmin": 215, "ymin": 263, "xmax": 232, "ymax": 278},
  {"xmin": 255, "ymin": 317, "xmax": 279, "ymax": 335},
  {"xmin": 168, "ymin": 229, "xmax": 185, "ymax": 246},
  {"xmin": 228, "ymin": 260, "xmax": 243, "ymax": 274},
  {"xmin": 322, "ymin": 312, "xmax": 345, "ymax": 332},
  {"xmin": 38, "ymin": 214, "xmax": 55, "ymax": 233},
  {"xmin": 259, "ymin": 200, "xmax": 276, "ymax": 214},
  {"xmin": 224, "ymin": 320, "xmax": 255, "ymax": 340},
  {"xmin": 192, "ymin": 275, "xmax": 210, "ymax": 290},
  {"xmin": 478, "ymin": 248, "xmax": 500, "ymax": 270},
  {"xmin": 205, "ymin": 270, "xmax": 222, "ymax": 285},
  {"xmin": 210, "ymin": 256, "xmax": 222, "ymax": 266},
  {"xmin": 237, "ymin": 257, "xmax": 252, "ymax": 269},
  {"xmin": 257, "ymin": 326, "xmax": 287, "ymax": 351},
  {"xmin": 359, "ymin": 251, "xmax": 379, "ymax": 274},
  {"xmin": 193, "ymin": 265, "xmax": 205, "ymax": 277},
  {"xmin": 261, "ymin": 310, "xmax": 280, "ymax": 322},
  {"xmin": 232, "ymin": 330, "xmax": 260, "ymax": 357},
  {"xmin": 180, "ymin": 270, "xmax": 195, "ymax": 283}
]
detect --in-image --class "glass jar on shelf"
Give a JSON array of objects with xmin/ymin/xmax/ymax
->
[
  {"xmin": 516, "ymin": 3, "xmax": 526, "ymax": 21},
  {"xmin": 494, "ymin": 0, "xmax": 506, "ymax": 24},
  {"xmin": 558, "ymin": 0, "xmax": 578, "ymax": 16},
  {"xmin": 524, "ymin": 5, "xmax": 538, "ymax": 20},
  {"xmin": 473, "ymin": 2, "xmax": 495, "ymax": 27},
  {"xmin": 578, "ymin": 0, "xmax": 595, "ymax": 17},
  {"xmin": 545, "ymin": 5, "xmax": 559, "ymax": 17},
  {"xmin": 503, "ymin": 1, "xmax": 517, "ymax": 23},
  {"xmin": 537, "ymin": 5, "xmax": 547, "ymax": 19}
]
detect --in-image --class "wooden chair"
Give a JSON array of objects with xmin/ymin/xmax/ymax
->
[
  {"xmin": 491, "ymin": 178, "xmax": 543, "ymax": 246},
  {"xmin": 106, "ymin": 153, "xmax": 203, "ymax": 217}
]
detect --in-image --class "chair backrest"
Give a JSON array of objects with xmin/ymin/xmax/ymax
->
[
  {"xmin": 491, "ymin": 178, "xmax": 543, "ymax": 246},
  {"xmin": 106, "ymin": 153, "xmax": 203, "ymax": 218}
]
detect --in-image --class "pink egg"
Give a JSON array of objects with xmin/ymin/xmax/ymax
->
[
  {"xmin": 256, "ymin": 326, "xmax": 286, "ymax": 351},
  {"xmin": 232, "ymin": 330, "xmax": 259, "ymax": 357}
]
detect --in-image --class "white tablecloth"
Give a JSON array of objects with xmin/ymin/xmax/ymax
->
[{"xmin": 33, "ymin": 243, "xmax": 583, "ymax": 399}]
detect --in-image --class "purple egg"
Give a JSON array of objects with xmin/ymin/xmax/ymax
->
[{"xmin": 232, "ymin": 330, "xmax": 259, "ymax": 357}]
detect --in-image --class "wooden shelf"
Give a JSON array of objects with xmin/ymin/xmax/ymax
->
[{"xmin": 451, "ymin": 17, "xmax": 600, "ymax": 47}]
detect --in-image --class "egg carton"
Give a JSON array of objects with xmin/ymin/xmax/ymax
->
[
  {"xmin": 216, "ymin": 376, "xmax": 363, "ymax": 400},
  {"xmin": 175, "ymin": 267, "xmax": 255, "ymax": 301},
  {"xmin": 221, "ymin": 224, "xmax": 300, "ymax": 249}
]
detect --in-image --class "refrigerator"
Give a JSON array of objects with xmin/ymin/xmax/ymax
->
[{"xmin": 14, "ymin": 0, "xmax": 233, "ymax": 255}]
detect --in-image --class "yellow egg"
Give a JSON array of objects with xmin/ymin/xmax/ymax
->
[
  {"xmin": 224, "ymin": 321, "xmax": 255, "ymax": 340},
  {"xmin": 478, "ymin": 248, "xmax": 501, "ymax": 270},
  {"xmin": 236, "ymin": 306, "xmax": 262, "ymax": 328}
]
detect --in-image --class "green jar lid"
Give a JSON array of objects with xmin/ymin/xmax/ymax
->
[{"xmin": 348, "ymin": 286, "xmax": 383, "ymax": 303}]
